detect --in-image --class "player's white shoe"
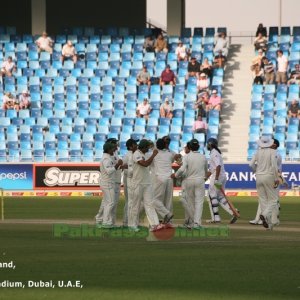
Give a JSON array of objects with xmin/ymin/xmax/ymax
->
[
  {"xmin": 183, "ymin": 218, "xmax": 193, "ymax": 229},
  {"xmin": 149, "ymin": 224, "xmax": 165, "ymax": 232},
  {"xmin": 128, "ymin": 226, "xmax": 140, "ymax": 232},
  {"xmin": 206, "ymin": 219, "xmax": 221, "ymax": 224},
  {"xmin": 249, "ymin": 219, "xmax": 262, "ymax": 225},
  {"xmin": 193, "ymin": 223, "xmax": 203, "ymax": 230}
]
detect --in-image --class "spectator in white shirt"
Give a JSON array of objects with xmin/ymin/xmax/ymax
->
[
  {"xmin": 214, "ymin": 32, "xmax": 228, "ymax": 57},
  {"xmin": 159, "ymin": 98, "xmax": 173, "ymax": 118},
  {"xmin": 175, "ymin": 41, "xmax": 188, "ymax": 62},
  {"xmin": 196, "ymin": 73, "xmax": 209, "ymax": 93},
  {"xmin": 61, "ymin": 40, "xmax": 77, "ymax": 63},
  {"xmin": 276, "ymin": 50, "xmax": 288, "ymax": 84},
  {"xmin": 35, "ymin": 31, "xmax": 53, "ymax": 54},
  {"xmin": 19, "ymin": 90, "xmax": 31, "ymax": 109},
  {"xmin": 1, "ymin": 56, "xmax": 16, "ymax": 78},
  {"xmin": 136, "ymin": 98, "xmax": 152, "ymax": 120}
]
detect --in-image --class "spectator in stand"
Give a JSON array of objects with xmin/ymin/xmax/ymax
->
[
  {"xmin": 160, "ymin": 65, "xmax": 176, "ymax": 86},
  {"xmin": 254, "ymin": 32, "xmax": 268, "ymax": 52},
  {"xmin": 252, "ymin": 64, "xmax": 264, "ymax": 84},
  {"xmin": 200, "ymin": 57, "xmax": 213, "ymax": 79},
  {"xmin": 144, "ymin": 36, "xmax": 155, "ymax": 52},
  {"xmin": 213, "ymin": 50, "xmax": 226, "ymax": 69},
  {"xmin": 214, "ymin": 32, "xmax": 228, "ymax": 57},
  {"xmin": 207, "ymin": 89, "xmax": 222, "ymax": 111},
  {"xmin": 0, "ymin": 56, "xmax": 16, "ymax": 80},
  {"xmin": 159, "ymin": 98, "xmax": 173, "ymax": 118},
  {"xmin": 35, "ymin": 31, "xmax": 53, "ymax": 54},
  {"xmin": 61, "ymin": 40, "xmax": 77, "ymax": 64},
  {"xmin": 288, "ymin": 100, "xmax": 300, "ymax": 118},
  {"xmin": 196, "ymin": 73, "xmax": 209, "ymax": 93},
  {"xmin": 137, "ymin": 65, "xmax": 151, "ymax": 87},
  {"xmin": 256, "ymin": 23, "xmax": 267, "ymax": 37},
  {"xmin": 287, "ymin": 64, "xmax": 300, "ymax": 85},
  {"xmin": 2, "ymin": 92, "xmax": 17, "ymax": 110},
  {"xmin": 19, "ymin": 90, "xmax": 31, "ymax": 109},
  {"xmin": 262, "ymin": 57, "xmax": 275, "ymax": 84},
  {"xmin": 195, "ymin": 91, "xmax": 210, "ymax": 117},
  {"xmin": 175, "ymin": 41, "xmax": 188, "ymax": 62},
  {"xmin": 154, "ymin": 33, "xmax": 168, "ymax": 53},
  {"xmin": 276, "ymin": 50, "xmax": 288, "ymax": 84},
  {"xmin": 136, "ymin": 98, "xmax": 152, "ymax": 120},
  {"xmin": 193, "ymin": 115, "xmax": 208, "ymax": 134},
  {"xmin": 252, "ymin": 49, "xmax": 264, "ymax": 68},
  {"xmin": 186, "ymin": 56, "xmax": 200, "ymax": 79}
]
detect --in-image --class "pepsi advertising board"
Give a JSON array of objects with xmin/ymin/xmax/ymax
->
[{"xmin": 0, "ymin": 164, "xmax": 33, "ymax": 190}]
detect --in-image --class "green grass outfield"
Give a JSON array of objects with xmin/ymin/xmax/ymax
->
[{"xmin": 0, "ymin": 196, "xmax": 300, "ymax": 300}]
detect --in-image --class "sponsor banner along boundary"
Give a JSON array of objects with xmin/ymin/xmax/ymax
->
[
  {"xmin": 2, "ymin": 190, "xmax": 300, "ymax": 197},
  {"xmin": 0, "ymin": 163, "xmax": 299, "ymax": 191}
]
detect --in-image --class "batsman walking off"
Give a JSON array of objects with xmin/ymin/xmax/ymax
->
[{"xmin": 206, "ymin": 138, "xmax": 238, "ymax": 224}]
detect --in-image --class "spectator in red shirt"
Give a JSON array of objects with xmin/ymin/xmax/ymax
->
[{"xmin": 160, "ymin": 65, "xmax": 176, "ymax": 86}]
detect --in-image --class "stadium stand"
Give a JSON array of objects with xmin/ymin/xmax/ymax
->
[
  {"xmin": 0, "ymin": 26, "xmax": 226, "ymax": 161},
  {"xmin": 248, "ymin": 26, "xmax": 300, "ymax": 161}
]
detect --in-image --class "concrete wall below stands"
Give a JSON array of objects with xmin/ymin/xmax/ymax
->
[
  {"xmin": 1, "ymin": 0, "xmax": 31, "ymax": 34},
  {"xmin": 46, "ymin": 0, "xmax": 146, "ymax": 34}
]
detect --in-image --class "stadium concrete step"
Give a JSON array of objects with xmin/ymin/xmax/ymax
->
[{"xmin": 219, "ymin": 44, "xmax": 254, "ymax": 162}]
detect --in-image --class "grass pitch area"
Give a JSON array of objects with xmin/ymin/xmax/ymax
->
[{"xmin": 0, "ymin": 196, "xmax": 299, "ymax": 300}]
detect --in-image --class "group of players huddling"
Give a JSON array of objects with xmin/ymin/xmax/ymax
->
[{"xmin": 95, "ymin": 136, "xmax": 238, "ymax": 232}]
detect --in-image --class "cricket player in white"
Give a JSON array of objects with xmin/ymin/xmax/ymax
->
[
  {"xmin": 173, "ymin": 139, "xmax": 208, "ymax": 228},
  {"xmin": 249, "ymin": 139, "xmax": 283, "ymax": 226},
  {"xmin": 130, "ymin": 139, "xmax": 163, "ymax": 232},
  {"xmin": 206, "ymin": 138, "xmax": 237, "ymax": 224},
  {"xmin": 95, "ymin": 138, "xmax": 122, "ymax": 225},
  {"xmin": 95, "ymin": 143, "xmax": 123, "ymax": 228},
  {"xmin": 178, "ymin": 142, "xmax": 195, "ymax": 228},
  {"xmin": 110, "ymin": 140, "xmax": 122, "ymax": 224},
  {"xmin": 249, "ymin": 136, "xmax": 280, "ymax": 229},
  {"xmin": 122, "ymin": 139, "xmax": 138, "ymax": 227},
  {"xmin": 152, "ymin": 138, "xmax": 179, "ymax": 223}
]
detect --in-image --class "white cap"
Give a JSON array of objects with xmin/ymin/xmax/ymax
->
[{"xmin": 257, "ymin": 136, "xmax": 274, "ymax": 148}]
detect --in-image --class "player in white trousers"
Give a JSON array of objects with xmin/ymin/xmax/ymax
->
[
  {"xmin": 152, "ymin": 138, "xmax": 180, "ymax": 224},
  {"xmin": 95, "ymin": 138, "xmax": 122, "ymax": 226},
  {"xmin": 249, "ymin": 136, "xmax": 280, "ymax": 229},
  {"xmin": 108, "ymin": 139, "xmax": 122, "ymax": 225},
  {"xmin": 129, "ymin": 139, "xmax": 163, "ymax": 232},
  {"xmin": 173, "ymin": 139, "xmax": 208, "ymax": 229},
  {"xmin": 95, "ymin": 143, "xmax": 123, "ymax": 228},
  {"xmin": 178, "ymin": 142, "xmax": 195, "ymax": 228},
  {"xmin": 206, "ymin": 138, "xmax": 237, "ymax": 224},
  {"xmin": 249, "ymin": 139, "xmax": 283, "ymax": 226},
  {"xmin": 122, "ymin": 139, "xmax": 138, "ymax": 227}
]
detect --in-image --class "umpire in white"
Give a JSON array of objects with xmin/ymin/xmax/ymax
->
[{"xmin": 249, "ymin": 136, "xmax": 279, "ymax": 229}]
